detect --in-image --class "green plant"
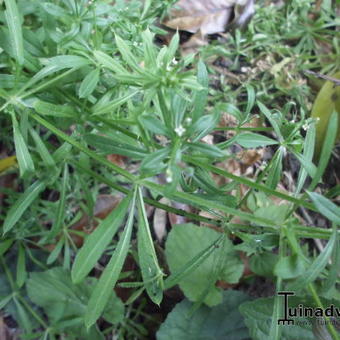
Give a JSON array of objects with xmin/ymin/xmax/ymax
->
[{"xmin": 0, "ymin": 0, "xmax": 339, "ymax": 339}]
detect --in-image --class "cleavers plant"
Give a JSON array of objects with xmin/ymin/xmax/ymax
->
[{"xmin": 0, "ymin": 0, "xmax": 339, "ymax": 339}]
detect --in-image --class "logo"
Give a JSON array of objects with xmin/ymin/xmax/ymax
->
[{"xmin": 277, "ymin": 291, "xmax": 340, "ymax": 326}]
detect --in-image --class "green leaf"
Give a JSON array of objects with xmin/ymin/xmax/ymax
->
[
  {"xmin": 187, "ymin": 142, "xmax": 225, "ymax": 158},
  {"xmin": 48, "ymin": 163, "xmax": 68, "ymax": 239},
  {"xmin": 254, "ymin": 204, "xmax": 290, "ymax": 227},
  {"xmin": 274, "ymin": 254, "xmax": 307, "ymax": 279},
  {"xmin": 141, "ymin": 29, "xmax": 157, "ymax": 67},
  {"xmin": 257, "ymin": 102, "xmax": 283, "ymax": 142},
  {"xmin": 245, "ymin": 84, "xmax": 256, "ymax": 117},
  {"xmin": 5, "ymin": 0, "xmax": 24, "ymax": 65},
  {"xmin": 3, "ymin": 180, "xmax": 45, "ymax": 234},
  {"xmin": 188, "ymin": 112, "xmax": 220, "ymax": 142},
  {"xmin": 165, "ymin": 224, "xmax": 243, "ymax": 306},
  {"xmin": 91, "ymin": 90, "xmax": 139, "ymax": 115},
  {"xmin": 240, "ymin": 297, "xmax": 314, "ymax": 340},
  {"xmin": 309, "ymin": 111, "xmax": 338, "ymax": 191},
  {"xmin": 307, "ymin": 192, "xmax": 340, "ymax": 224},
  {"xmin": 115, "ymin": 34, "xmax": 140, "ymax": 71},
  {"xmin": 27, "ymin": 267, "xmax": 124, "ymax": 336},
  {"xmin": 292, "ymin": 151, "xmax": 317, "ymax": 179},
  {"xmin": 235, "ymin": 132, "xmax": 278, "ymax": 148},
  {"xmin": 78, "ymin": 68, "xmax": 100, "ymax": 98},
  {"xmin": 45, "ymin": 55, "xmax": 91, "ymax": 68},
  {"xmin": 34, "ymin": 100, "xmax": 76, "ymax": 118},
  {"xmin": 46, "ymin": 238, "xmax": 64, "ymax": 265},
  {"xmin": 11, "ymin": 113, "xmax": 35, "ymax": 178},
  {"xmin": 0, "ymin": 239, "xmax": 13, "ymax": 256},
  {"xmin": 164, "ymin": 32, "xmax": 179, "ymax": 66},
  {"xmin": 93, "ymin": 50, "xmax": 128, "ymax": 74},
  {"xmin": 137, "ymin": 187, "xmax": 164, "ymax": 305},
  {"xmin": 249, "ymin": 252, "xmax": 279, "ymax": 278},
  {"xmin": 140, "ymin": 147, "xmax": 170, "ymax": 175},
  {"xmin": 157, "ymin": 290, "xmax": 250, "ymax": 340},
  {"xmin": 84, "ymin": 134, "xmax": 147, "ymax": 159},
  {"xmin": 192, "ymin": 60, "xmax": 209, "ymax": 121},
  {"xmin": 266, "ymin": 148, "xmax": 283, "ymax": 190},
  {"xmin": 84, "ymin": 189, "xmax": 137, "ymax": 327},
  {"xmin": 40, "ymin": 3, "xmax": 68, "ymax": 17},
  {"xmin": 71, "ymin": 193, "xmax": 132, "ymax": 284},
  {"xmin": 288, "ymin": 227, "xmax": 337, "ymax": 291},
  {"xmin": 29, "ymin": 127, "xmax": 56, "ymax": 168},
  {"xmin": 139, "ymin": 114, "xmax": 171, "ymax": 136},
  {"xmin": 16, "ymin": 243, "xmax": 26, "ymax": 288},
  {"xmin": 295, "ymin": 124, "xmax": 315, "ymax": 194},
  {"xmin": 311, "ymin": 71, "xmax": 340, "ymax": 156}
]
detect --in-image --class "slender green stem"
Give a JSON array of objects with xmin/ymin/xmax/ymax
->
[
  {"xmin": 17, "ymin": 294, "xmax": 49, "ymax": 329},
  {"xmin": 308, "ymin": 283, "xmax": 340, "ymax": 340},
  {"xmin": 185, "ymin": 156, "xmax": 316, "ymax": 211},
  {"xmin": 30, "ymin": 112, "xmax": 136, "ymax": 182},
  {"xmin": 71, "ymin": 160, "xmax": 221, "ymax": 226}
]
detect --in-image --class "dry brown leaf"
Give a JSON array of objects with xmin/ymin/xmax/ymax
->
[
  {"xmin": 0, "ymin": 317, "xmax": 10, "ymax": 340},
  {"xmin": 168, "ymin": 201, "xmax": 191, "ymax": 226},
  {"xmin": 163, "ymin": 0, "xmax": 255, "ymax": 51},
  {"xmin": 164, "ymin": 0, "xmax": 252, "ymax": 34},
  {"xmin": 153, "ymin": 197, "xmax": 169, "ymax": 242},
  {"xmin": 106, "ymin": 154, "xmax": 126, "ymax": 168},
  {"xmin": 44, "ymin": 195, "xmax": 122, "ymax": 251},
  {"xmin": 164, "ymin": 0, "xmax": 235, "ymax": 35}
]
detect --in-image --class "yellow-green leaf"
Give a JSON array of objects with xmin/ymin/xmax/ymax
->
[{"xmin": 311, "ymin": 71, "xmax": 340, "ymax": 157}]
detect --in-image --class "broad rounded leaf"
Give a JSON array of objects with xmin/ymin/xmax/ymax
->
[{"xmin": 157, "ymin": 290, "xmax": 250, "ymax": 340}]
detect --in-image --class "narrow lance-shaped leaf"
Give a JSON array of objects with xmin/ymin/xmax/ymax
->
[
  {"xmin": 29, "ymin": 127, "xmax": 56, "ymax": 168},
  {"xmin": 85, "ymin": 188, "xmax": 137, "ymax": 328},
  {"xmin": 5, "ymin": 0, "xmax": 24, "ymax": 65},
  {"xmin": 235, "ymin": 132, "xmax": 278, "ymax": 148},
  {"xmin": 192, "ymin": 60, "xmax": 208, "ymax": 122},
  {"xmin": 93, "ymin": 50, "xmax": 128, "ymax": 74},
  {"xmin": 34, "ymin": 100, "xmax": 76, "ymax": 118},
  {"xmin": 71, "ymin": 192, "xmax": 133, "ymax": 284},
  {"xmin": 115, "ymin": 34, "xmax": 140, "ymax": 72},
  {"xmin": 137, "ymin": 187, "xmax": 164, "ymax": 305},
  {"xmin": 48, "ymin": 164, "xmax": 68, "ymax": 240},
  {"xmin": 288, "ymin": 226, "xmax": 337, "ymax": 291},
  {"xmin": 307, "ymin": 192, "xmax": 340, "ymax": 225},
  {"xmin": 3, "ymin": 180, "xmax": 46, "ymax": 234},
  {"xmin": 257, "ymin": 101, "xmax": 283, "ymax": 142},
  {"xmin": 266, "ymin": 147, "xmax": 283, "ymax": 190},
  {"xmin": 295, "ymin": 124, "xmax": 315, "ymax": 194},
  {"xmin": 309, "ymin": 111, "xmax": 338, "ymax": 191},
  {"xmin": 164, "ymin": 234, "xmax": 225, "ymax": 290},
  {"xmin": 78, "ymin": 68, "xmax": 100, "ymax": 98},
  {"xmin": 92, "ymin": 90, "xmax": 139, "ymax": 115},
  {"xmin": 16, "ymin": 243, "xmax": 26, "ymax": 288},
  {"xmin": 11, "ymin": 112, "xmax": 35, "ymax": 178},
  {"xmin": 0, "ymin": 155, "xmax": 16, "ymax": 173}
]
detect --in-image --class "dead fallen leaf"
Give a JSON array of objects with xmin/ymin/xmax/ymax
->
[
  {"xmin": 107, "ymin": 154, "xmax": 126, "ymax": 168},
  {"xmin": 164, "ymin": 0, "xmax": 253, "ymax": 34},
  {"xmin": 162, "ymin": 0, "xmax": 255, "ymax": 51},
  {"xmin": 153, "ymin": 197, "xmax": 169, "ymax": 242}
]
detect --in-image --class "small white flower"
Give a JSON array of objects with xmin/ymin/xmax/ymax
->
[
  {"xmin": 302, "ymin": 123, "xmax": 309, "ymax": 131},
  {"xmin": 185, "ymin": 117, "xmax": 192, "ymax": 124},
  {"xmin": 172, "ymin": 58, "xmax": 178, "ymax": 65},
  {"xmin": 165, "ymin": 168, "xmax": 173, "ymax": 183},
  {"xmin": 175, "ymin": 125, "xmax": 186, "ymax": 137}
]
